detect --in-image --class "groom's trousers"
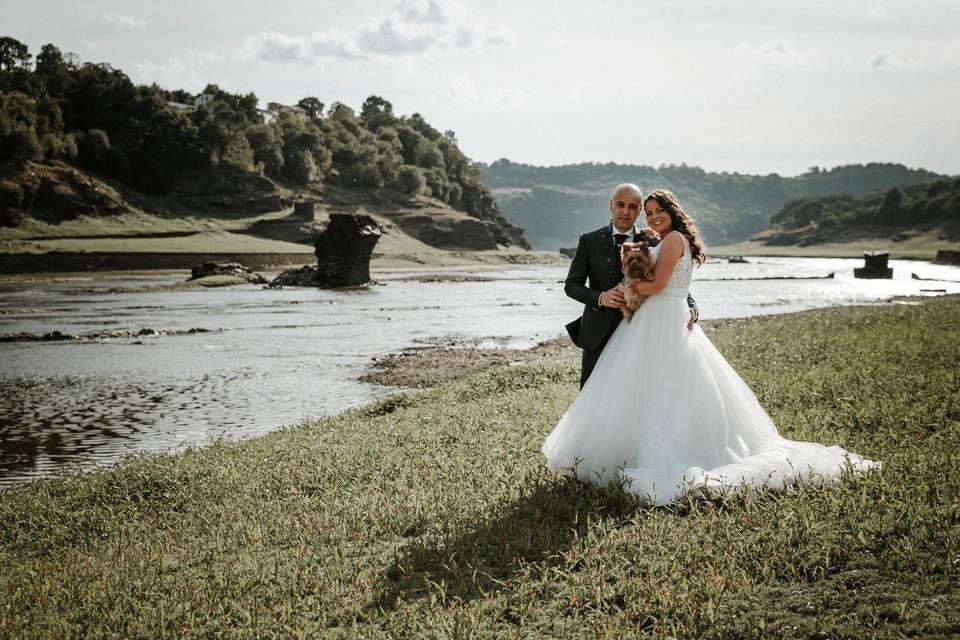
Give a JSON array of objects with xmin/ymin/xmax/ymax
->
[{"xmin": 580, "ymin": 320, "xmax": 621, "ymax": 388}]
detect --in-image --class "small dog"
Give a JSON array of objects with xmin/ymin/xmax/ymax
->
[{"xmin": 620, "ymin": 241, "xmax": 655, "ymax": 321}]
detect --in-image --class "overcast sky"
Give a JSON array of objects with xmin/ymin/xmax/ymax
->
[{"xmin": 6, "ymin": 0, "xmax": 960, "ymax": 176}]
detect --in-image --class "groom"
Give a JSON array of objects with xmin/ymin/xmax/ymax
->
[{"xmin": 564, "ymin": 183, "xmax": 698, "ymax": 388}]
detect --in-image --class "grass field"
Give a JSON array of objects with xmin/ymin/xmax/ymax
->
[{"xmin": 1, "ymin": 297, "xmax": 958, "ymax": 638}]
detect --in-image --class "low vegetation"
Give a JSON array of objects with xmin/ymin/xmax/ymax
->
[
  {"xmin": 1, "ymin": 298, "xmax": 958, "ymax": 637},
  {"xmin": 768, "ymin": 177, "xmax": 960, "ymax": 233}
]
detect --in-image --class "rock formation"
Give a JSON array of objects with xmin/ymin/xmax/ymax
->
[
  {"xmin": 0, "ymin": 161, "xmax": 130, "ymax": 226},
  {"xmin": 188, "ymin": 261, "xmax": 267, "ymax": 284},
  {"xmin": 168, "ymin": 169, "xmax": 283, "ymax": 215},
  {"xmin": 270, "ymin": 213, "xmax": 382, "ymax": 288}
]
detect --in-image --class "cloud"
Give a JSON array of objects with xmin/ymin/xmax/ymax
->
[
  {"xmin": 240, "ymin": 30, "xmax": 360, "ymax": 64},
  {"xmin": 101, "ymin": 13, "xmax": 147, "ymax": 29},
  {"xmin": 867, "ymin": 5, "xmax": 887, "ymax": 19},
  {"xmin": 130, "ymin": 49, "xmax": 220, "ymax": 91},
  {"xmin": 868, "ymin": 50, "xmax": 895, "ymax": 68},
  {"xmin": 737, "ymin": 38, "xmax": 822, "ymax": 70},
  {"xmin": 357, "ymin": 20, "xmax": 436, "ymax": 55},
  {"xmin": 444, "ymin": 77, "xmax": 531, "ymax": 109},
  {"xmin": 132, "ymin": 58, "xmax": 204, "ymax": 91},
  {"xmin": 399, "ymin": 0, "xmax": 446, "ymax": 24},
  {"xmin": 239, "ymin": 0, "xmax": 512, "ymax": 65},
  {"xmin": 482, "ymin": 34, "xmax": 513, "ymax": 48}
]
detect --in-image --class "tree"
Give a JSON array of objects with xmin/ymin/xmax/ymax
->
[
  {"xmin": 0, "ymin": 91, "xmax": 42, "ymax": 172},
  {"xmin": 415, "ymin": 140, "xmax": 444, "ymax": 170},
  {"xmin": 396, "ymin": 164, "xmax": 425, "ymax": 194},
  {"xmin": 297, "ymin": 96, "xmax": 324, "ymax": 120},
  {"xmin": 361, "ymin": 95, "xmax": 392, "ymax": 119},
  {"xmin": 286, "ymin": 148, "xmax": 317, "ymax": 185},
  {"xmin": 0, "ymin": 37, "xmax": 30, "ymax": 72},
  {"xmin": 245, "ymin": 123, "xmax": 284, "ymax": 175},
  {"xmin": 35, "ymin": 43, "xmax": 72, "ymax": 96},
  {"xmin": 328, "ymin": 102, "xmax": 355, "ymax": 120}
]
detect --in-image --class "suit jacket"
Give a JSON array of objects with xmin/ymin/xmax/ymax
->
[{"xmin": 564, "ymin": 225, "xmax": 698, "ymax": 351}]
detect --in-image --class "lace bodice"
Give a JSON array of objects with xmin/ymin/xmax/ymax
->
[{"xmin": 651, "ymin": 232, "xmax": 693, "ymax": 296}]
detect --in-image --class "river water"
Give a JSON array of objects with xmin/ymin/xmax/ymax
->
[{"xmin": 2, "ymin": 257, "xmax": 958, "ymax": 485}]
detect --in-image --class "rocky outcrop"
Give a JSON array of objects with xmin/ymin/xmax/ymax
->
[
  {"xmin": 0, "ymin": 161, "xmax": 130, "ymax": 226},
  {"xmin": 389, "ymin": 195, "xmax": 529, "ymax": 250},
  {"xmin": 270, "ymin": 213, "xmax": 382, "ymax": 288},
  {"xmin": 396, "ymin": 212, "xmax": 499, "ymax": 250},
  {"xmin": 168, "ymin": 169, "xmax": 284, "ymax": 215},
  {"xmin": 934, "ymin": 249, "xmax": 960, "ymax": 265},
  {"xmin": 188, "ymin": 261, "xmax": 267, "ymax": 284}
]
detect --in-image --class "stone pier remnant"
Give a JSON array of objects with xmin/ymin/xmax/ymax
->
[
  {"xmin": 934, "ymin": 248, "xmax": 960, "ymax": 266},
  {"xmin": 854, "ymin": 251, "xmax": 893, "ymax": 279},
  {"xmin": 270, "ymin": 213, "xmax": 382, "ymax": 288},
  {"xmin": 294, "ymin": 199, "xmax": 315, "ymax": 221}
]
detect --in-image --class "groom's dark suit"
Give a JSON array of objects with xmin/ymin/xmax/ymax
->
[{"xmin": 565, "ymin": 224, "xmax": 697, "ymax": 388}]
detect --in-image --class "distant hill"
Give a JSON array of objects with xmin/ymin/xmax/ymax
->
[
  {"xmin": 747, "ymin": 176, "xmax": 960, "ymax": 248},
  {"xmin": 479, "ymin": 159, "xmax": 944, "ymax": 249}
]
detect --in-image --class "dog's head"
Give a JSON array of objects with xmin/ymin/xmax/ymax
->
[{"xmin": 620, "ymin": 241, "xmax": 654, "ymax": 280}]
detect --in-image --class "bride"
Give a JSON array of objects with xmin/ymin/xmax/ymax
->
[{"xmin": 542, "ymin": 189, "xmax": 879, "ymax": 504}]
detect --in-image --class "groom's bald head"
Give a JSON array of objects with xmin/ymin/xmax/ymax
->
[{"xmin": 611, "ymin": 183, "xmax": 643, "ymax": 200}]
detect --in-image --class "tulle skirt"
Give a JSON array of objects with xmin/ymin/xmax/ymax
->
[{"xmin": 542, "ymin": 293, "xmax": 880, "ymax": 504}]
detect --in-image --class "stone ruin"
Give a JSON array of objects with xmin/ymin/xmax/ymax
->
[
  {"xmin": 270, "ymin": 212, "xmax": 382, "ymax": 288},
  {"xmin": 854, "ymin": 251, "xmax": 893, "ymax": 279}
]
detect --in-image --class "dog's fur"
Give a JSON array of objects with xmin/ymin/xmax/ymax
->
[{"xmin": 620, "ymin": 241, "xmax": 655, "ymax": 321}]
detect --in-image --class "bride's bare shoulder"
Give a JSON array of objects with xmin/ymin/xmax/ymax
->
[{"xmin": 662, "ymin": 231, "xmax": 685, "ymax": 249}]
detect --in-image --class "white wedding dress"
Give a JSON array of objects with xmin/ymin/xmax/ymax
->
[{"xmin": 542, "ymin": 233, "xmax": 879, "ymax": 504}]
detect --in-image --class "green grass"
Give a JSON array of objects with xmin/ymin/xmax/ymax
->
[{"xmin": 1, "ymin": 298, "xmax": 959, "ymax": 638}]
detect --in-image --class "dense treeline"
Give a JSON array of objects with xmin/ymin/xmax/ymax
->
[
  {"xmin": 771, "ymin": 176, "xmax": 960, "ymax": 230},
  {"xmin": 0, "ymin": 37, "xmax": 497, "ymax": 219},
  {"xmin": 480, "ymin": 159, "xmax": 944, "ymax": 248}
]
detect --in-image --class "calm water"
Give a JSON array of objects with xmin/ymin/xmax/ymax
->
[{"xmin": 2, "ymin": 257, "xmax": 958, "ymax": 485}]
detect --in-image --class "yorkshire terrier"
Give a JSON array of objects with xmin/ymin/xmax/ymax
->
[{"xmin": 620, "ymin": 241, "xmax": 655, "ymax": 321}]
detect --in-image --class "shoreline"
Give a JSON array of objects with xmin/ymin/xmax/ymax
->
[
  {"xmin": 358, "ymin": 300, "xmax": 937, "ymax": 388},
  {"xmin": 0, "ymin": 251, "xmax": 567, "ymax": 283}
]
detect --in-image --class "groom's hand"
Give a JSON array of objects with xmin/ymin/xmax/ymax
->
[
  {"xmin": 687, "ymin": 309, "xmax": 696, "ymax": 331},
  {"xmin": 600, "ymin": 284, "xmax": 625, "ymax": 309}
]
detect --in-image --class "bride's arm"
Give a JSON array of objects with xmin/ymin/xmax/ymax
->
[{"xmin": 631, "ymin": 233, "xmax": 684, "ymax": 295}]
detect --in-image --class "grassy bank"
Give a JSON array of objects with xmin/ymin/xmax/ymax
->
[{"xmin": 2, "ymin": 298, "xmax": 959, "ymax": 637}]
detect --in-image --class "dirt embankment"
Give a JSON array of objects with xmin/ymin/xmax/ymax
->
[{"xmin": 359, "ymin": 311, "xmax": 840, "ymax": 389}]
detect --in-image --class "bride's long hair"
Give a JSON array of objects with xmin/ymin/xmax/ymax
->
[{"xmin": 644, "ymin": 189, "xmax": 707, "ymax": 266}]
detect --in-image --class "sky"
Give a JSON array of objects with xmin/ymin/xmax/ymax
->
[{"xmin": 5, "ymin": 0, "xmax": 960, "ymax": 176}]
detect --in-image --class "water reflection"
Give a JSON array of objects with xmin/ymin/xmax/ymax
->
[{"xmin": 1, "ymin": 258, "xmax": 958, "ymax": 484}]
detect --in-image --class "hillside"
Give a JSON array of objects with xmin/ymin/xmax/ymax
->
[
  {"xmin": 480, "ymin": 159, "xmax": 943, "ymax": 249},
  {"xmin": 0, "ymin": 160, "xmax": 533, "ymax": 269},
  {"xmin": 0, "ymin": 37, "xmax": 528, "ymax": 259},
  {"xmin": 723, "ymin": 176, "xmax": 960, "ymax": 257}
]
